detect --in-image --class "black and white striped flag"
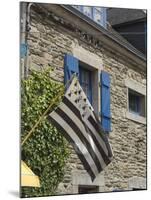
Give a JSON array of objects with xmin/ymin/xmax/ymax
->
[{"xmin": 48, "ymin": 76, "xmax": 113, "ymax": 181}]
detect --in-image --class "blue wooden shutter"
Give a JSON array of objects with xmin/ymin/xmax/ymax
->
[
  {"xmin": 64, "ymin": 54, "xmax": 79, "ymax": 84},
  {"xmin": 100, "ymin": 71, "xmax": 111, "ymax": 132}
]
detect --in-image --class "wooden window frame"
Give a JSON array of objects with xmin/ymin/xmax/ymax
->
[
  {"xmin": 72, "ymin": 6, "xmax": 107, "ymax": 28},
  {"xmin": 125, "ymin": 79, "xmax": 146, "ymax": 124}
]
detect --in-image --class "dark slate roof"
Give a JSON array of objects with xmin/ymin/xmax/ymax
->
[
  {"xmin": 106, "ymin": 23, "xmax": 139, "ymax": 51},
  {"xmin": 107, "ymin": 8, "xmax": 146, "ymax": 26}
]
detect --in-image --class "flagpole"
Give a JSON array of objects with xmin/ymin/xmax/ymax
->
[
  {"xmin": 21, "ymin": 87, "xmax": 64, "ymax": 146},
  {"xmin": 21, "ymin": 73, "xmax": 77, "ymax": 146}
]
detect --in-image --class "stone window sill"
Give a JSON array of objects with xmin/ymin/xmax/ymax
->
[
  {"xmin": 126, "ymin": 111, "xmax": 146, "ymax": 124},
  {"xmin": 71, "ymin": 170, "xmax": 105, "ymax": 193}
]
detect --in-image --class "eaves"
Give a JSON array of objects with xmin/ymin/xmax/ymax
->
[
  {"xmin": 113, "ymin": 17, "xmax": 147, "ymax": 28},
  {"xmin": 61, "ymin": 5, "xmax": 146, "ymax": 63}
]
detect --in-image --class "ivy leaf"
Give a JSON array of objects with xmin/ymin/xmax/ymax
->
[{"xmin": 21, "ymin": 68, "xmax": 70, "ymax": 198}]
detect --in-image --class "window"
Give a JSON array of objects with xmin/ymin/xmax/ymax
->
[
  {"xmin": 92, "ymin": 7, "xmax": 106, "ymax": 27},
  {"xmin": 83, "ymin": 6, "xmax": 92, "ymax": 18},
  {"xmin": 71, "ymin": 171, "xmax": 104, "ymax": 193},
  {"xmin": 128, "ymin": 177, "xmax": 146, "ymax": 190},
  {"xmin": 128, "ymin": 89, "xmax": 145, "ymax": 117},
  {"xmin": 125, "ymin": 79, "xmax": 146, "ymax": 124},
  {"xmin": 64, "ymin": 53, "xmax": 111, "ymax": 131},
  {"xmin": 78, "ymin": 185, "xmax": 99, "ymax": 194},
  {"xmin": 93, "ymin": 8, "xmax": 102, "ymax": 23},
  {"xmin": 72, "ymin": 5, "xmax": 107, "ymax": 28},
  {"xmin": 79, "ymin": 66, "xmax": 92, "ymax": 104}
]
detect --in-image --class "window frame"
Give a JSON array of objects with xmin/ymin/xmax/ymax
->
[
  {"xmin": 125, "ymin": 79, "xmax": 146, "ymax": 124},
  {"xmin": 72, "ymin": 5, "xmax": 107, "ymax": 28},
  {"xmin": 82, "ymin": 6, "xmax": 93, "ymax": 18},
  {"xmin": 92, "ymin": 7, "xmax": 107, "ymax": 28},
  {"xmin": 128, "ymin": 89, "xmax": 141, "ymax": 115},
  {"xmin": 79, "ymin": 66, "xmax": 92, "ymax": 104},
  {"xmin": 71, "ymin": 171, "xmax": 105, "ymax": 193},
  {"xmin": 128, "ymin": 177, "xmax": 146, "ymax": 190},
  {"xmin": 78, "ymin": 60, "xmax": 99, "ymax": 115},
  {"xmin": 72, "ymin": 45, "xmax": 103, "ymax": 116}
]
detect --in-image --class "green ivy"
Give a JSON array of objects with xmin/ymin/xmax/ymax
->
[{"xmin": 21, "ymin": 69, "xmax": 70, "ymax": 198}]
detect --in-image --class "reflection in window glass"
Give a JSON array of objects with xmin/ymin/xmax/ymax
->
[
  {"xmin": 128, "ymin": 89, "xmax": 146, "ymax": 117},
  {"xmin": 95, "ymin": 7, "xmax": 102, "ymax": 12},
  {"xmin": 72, "ymin": 5, "xmax": 106, "ymax": 28},
  {"xmin": 129, "ymin": 93, "xmax": 140, "ymax": 114},
  {"xmin": 93, "ymin": 9, "xmax": 102, "ymax": 23},
  {"xmin": 83, "ymin": 6, "xmax": 92, "ymax": 18},
  {"xmin": 79, "ymin": 67, "xmax": 92, "ymax": 104}
]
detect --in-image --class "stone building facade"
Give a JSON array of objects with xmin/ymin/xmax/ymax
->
[{"xmin": 20, "ymin": 3, "xmax": 147, "ymax": 194}]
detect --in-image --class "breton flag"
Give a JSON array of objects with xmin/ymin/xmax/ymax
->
[{"xmin": 48, "ymin": 75, "xmax": 113, "ymax": 181}]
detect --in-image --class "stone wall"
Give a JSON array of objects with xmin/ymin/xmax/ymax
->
[
  {"xmin": 102, "ymin": 50, "xmax": 146, "ymax": 191},
  {"xmin": 24, "ymin": 4, "xmax": 147, "ymax": 194}
]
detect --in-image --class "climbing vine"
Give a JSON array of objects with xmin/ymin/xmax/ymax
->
[{"xmin": 21, "ymin": 69, "xmax": 70, "ymax": 197}]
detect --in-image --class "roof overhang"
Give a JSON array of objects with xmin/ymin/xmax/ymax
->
[{"xmin": 33, "ymin": 3, "xmax": 147, "ymax": 72}]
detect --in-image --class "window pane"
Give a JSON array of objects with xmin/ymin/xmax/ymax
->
[
  {"xmin": 83, "ymin": 6, "xmax": 92, "ymax": 17},
  {"xmin": 93, "ymin": 9, "xmax": 102, "ymax": 23},
  {"xmin": 129, "ymin": 93, "xmax": 140, "ymax": 113},
  {"xmin": 95, "ymin": 7, "xmax": 102, "ymax": 12},
  {"xmin": 72, "ymin": 6, "xmax": 106, "ymax": 28},
  {"xmin": 81, "ymin": 70, "xmax": 89, "ymax": 84},
  {"xmin": 79, "ymin": 67, "xmax": 92, "ymax": 103},
  {"xmin": 81, "ymin": 70, "xmax": 89, "ymax": 95},
  {"xmin": 128, "ymin": 89, "xmax": 145, "ymax": 117}
]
